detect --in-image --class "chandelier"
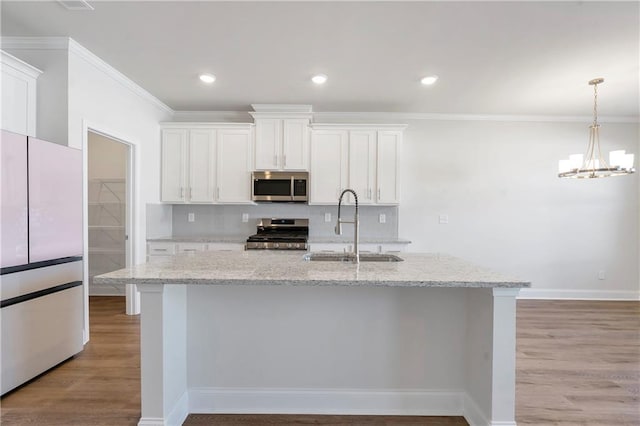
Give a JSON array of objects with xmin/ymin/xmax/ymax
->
[{"xmin": 558, "ymin": 78, "xmax": 635, "ymax": 179}]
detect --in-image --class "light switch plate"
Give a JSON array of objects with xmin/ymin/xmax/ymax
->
[
  {"xmin": 324, "ymin": 213, "xmax": 331, "ymax": 222},
  {"xmin": 242, "ymin": 213, "xmax": 249, "ymax": 223},
  {"xmin": 379, "ymin": 213, "xmax": 386, "ymax": 224},
  {"xmin": 188, "ymin": 213, "xmax": 195, "ymax": 223},
  {"xmin": 439, "ymin": 214, "xmax": 449, "ymax": 224}
]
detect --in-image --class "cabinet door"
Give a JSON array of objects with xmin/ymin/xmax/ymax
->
[
  {"xmin": 188, "ymin": 129, "xmax": 216, "ymax": 202},
  {"xmin": 161, "ymin": 129, "xmax": 187, "ymax": 202},
  {"xmin": 310, "ymin": 130, "xmax": 348, "ymax": 204},
  {"xmin": 0, "ymin": 130, "xmax": 28, "ymax": 267},
  {"xmin": 254, "ymin": 118, "xmax": 280, "ymax": 170},
  {"xmin": 28, "ymin": 137, "xmax": 83, "ymax": 262},
  {"xmin": 217, "ymin": 129, "xmax": 252, "ymax": 203},
  {"xmin": 282, "ymin": 119, "xmax": 309, "ymax": 170},
  {"xmin": 376, "ymin": 130, "xmax": 402, "ymax": 205},
  {"xmin": 348, "ymin": 130, "xmax": 376, "ymax": 205}
]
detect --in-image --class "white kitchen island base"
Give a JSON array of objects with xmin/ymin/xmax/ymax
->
[{"xmin": 95, "ymin": 252, "xmax": 527, "ymax": 426}]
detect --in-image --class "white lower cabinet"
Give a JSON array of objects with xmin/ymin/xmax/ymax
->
[
  {"xmin": 147, "ymin": 241, "xmax": 245, "ymax": 261},
  {"xmin": 160, "ymin": 124, "xmax": 253, "ymax": 204}
]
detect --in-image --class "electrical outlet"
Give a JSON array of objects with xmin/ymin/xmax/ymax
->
[
  {"xmin": 188, "ymin": 213, "xmax": 195, "ymax": 223},
  {"xmin": 242, "ymin": 213, "xmax": 249, "ymax": 223},
  {"xmin": 439, "ymin": 214, "xmax": 449, "ymax": 224},
  {"xmin": 324, "ymin": 212, "xmax": 331, "ymax": 222},
  {"xmin": 598, "ymin": 270, "xmax": 606, "ymax": 280},
  {"xmin": 379, "ymin": 213, "xmax": 386, "ymax": 224}
]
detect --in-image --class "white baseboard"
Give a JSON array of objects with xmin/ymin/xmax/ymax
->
[
  {"xmin": 189, "ymin": 387, "xmax": 464, "ymax": 416},
  {"xmin": 463, "ymin": 393, "xmax": 490, "ymax": 426},
  {"xmin": 137, "ymin": 418, "xmax": 165, "ymax": 426},
  {"xmin": 517, "ymin": 288, "xmax": 640, "ymax": 301},
  {"xmin": 463, "ymin": 393, "xmax": 517, "ymax": 426},
  {"xmin": 167, "ymin": 390, "xmax": 189, "ymax": 426}
]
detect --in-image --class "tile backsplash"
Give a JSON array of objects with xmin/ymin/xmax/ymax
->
[{"xmin": 168, "ymin": 204, "xmax": 399, "ymax": 239}]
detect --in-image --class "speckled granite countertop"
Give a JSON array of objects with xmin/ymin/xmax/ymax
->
[
  {"xmin": 148, "ymin": 236, "xmax": 246, "ymax": 243},
  {"xmin": 95, "ymin": 251, "xmax": 529, "ymax": 289},
  {"xmin": 148, "ymin": 236, "xmax": 411, "ymax": 244}
]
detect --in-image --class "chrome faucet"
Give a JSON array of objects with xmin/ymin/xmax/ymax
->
[{"xmin": 335, "ymin": 189, "xmax": 359, "ymax": 263}]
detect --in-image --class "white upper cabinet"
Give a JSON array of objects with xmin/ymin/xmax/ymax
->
[
  {"xmin": 250, "ymin": 105, "xmax": 312, "ymax": 171},
  {"xmin": 161, "ymin": 129, "xmax": 188, "ymax": 202},
  {"xmin": 310, "ymin": 124, "xmax": 406, "ymax": 206},
  {"xmin": 216, "ymin": 127, "xmax": 252, "ymax": 203},
  {"xmin": 254, "ymin": 118, "xmax": 281, "ymax": 170},
  {"xmin": 160, "ymin": 123, "xmax": 253, "ymax": 204},
  {"xmin": 253, "ymin": 118, "xmax": 310, "ymax": 170},
  {"xmin": 1, "ymin": 51, "xmax": 42, "ymax": 136},
  {"xmin": 282, "ymin": 118, "xmax": 309, "ymax": 170},
  {"xmin": 188, "ymin": 129, "xmax": 216, "ymax": 202},
  {"xmin": 376, "ymin": 130, "xmax": 402, "ymax": 205},
  {"xmin": 348, "ymin": 130, "xmax": 377, "ymax": 205},
  {"xmin": 309, "ymin": 130, "xmax": 348, "ymax": 204}
]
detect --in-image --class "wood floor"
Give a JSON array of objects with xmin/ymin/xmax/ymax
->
[{"xmin": 1, "ymin": 297, "xmax": 638, "ymax": 425}]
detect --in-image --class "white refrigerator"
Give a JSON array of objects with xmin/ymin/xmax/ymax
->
[{"xmin": 1, "ymin": 130, "xmax": 84, "ymax": 395}]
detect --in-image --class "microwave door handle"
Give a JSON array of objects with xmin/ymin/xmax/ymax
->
[{"xmin": 290, "ymin": 176, "xmax": 295, "ymax": 201}]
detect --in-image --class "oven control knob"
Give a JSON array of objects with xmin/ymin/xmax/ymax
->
[
  {"xmin": 287, "ymin": 243, "xmax": 292, "ymax": 248},
  {"xmin": 274, "ymin": 243, "xmax": 279, "ymax": 248},
  {"xmin": 294, "ymin": 243, "xmax": 300, "ymax": 249}
]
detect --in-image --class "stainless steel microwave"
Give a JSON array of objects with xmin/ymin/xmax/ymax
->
[{"xmin": 252, "ymin": 171, "xmax": 308, "ymax": 202}]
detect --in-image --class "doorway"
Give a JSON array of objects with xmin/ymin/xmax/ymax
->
[{"xmin": 87, "ymin": 131, "xmax": 131, "ymax": 296}]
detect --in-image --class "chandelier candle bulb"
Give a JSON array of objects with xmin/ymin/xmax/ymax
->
[
  {"xmin": 609, "ymin": 150, "xmax": 626, "ymax": 167},
  {"xmin": 569, "ymin": 154, "xmax": 583, "ymax": 170}
]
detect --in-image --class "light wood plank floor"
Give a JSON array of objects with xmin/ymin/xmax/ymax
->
[{"xmin": 1, "ymin": 297, "xmax": 638, "ymax": 425}]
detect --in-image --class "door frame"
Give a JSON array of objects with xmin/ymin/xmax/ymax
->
[{"xmin": 82, "ymin": 120, "xmax": 139, "ymax": 343}]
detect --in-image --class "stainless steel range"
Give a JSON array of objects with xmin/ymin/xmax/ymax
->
[{"xmin": 245, "ymin": 218, "xmax": 309, "ymax": 250}]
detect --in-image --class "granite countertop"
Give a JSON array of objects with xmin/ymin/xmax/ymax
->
[
  {"xmin": 148, "ymin": 236, "xmax": 247, "ymax": 243},
  {"xmin": 148, "ymin": 236, "xmax": 411, "ymax": 245},
  {"xmin": 95, "ymin": 251, "xmax": 529, "ymax": 289}
]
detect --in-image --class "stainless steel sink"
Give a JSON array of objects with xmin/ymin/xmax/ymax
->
[{"xmin": 303, "ymin": 252, "xmax": 403, "ymax": 262}]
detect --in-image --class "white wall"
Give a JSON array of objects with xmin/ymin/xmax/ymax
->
[{"xmin": 399, "ymin": 119, "xmax": 639, "ymax": 299}]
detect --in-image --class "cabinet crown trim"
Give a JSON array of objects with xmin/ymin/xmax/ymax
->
[
  {"xmin": 1, "ymin": 50, "xmax": 43, "ymax": 78},
  {"xmin": 251, "ymin": 104, "xmax": 312, "ymax": 113},
  {"xmin": 249, "ymin": 112, "xmax": 313, "ymax": 120}
]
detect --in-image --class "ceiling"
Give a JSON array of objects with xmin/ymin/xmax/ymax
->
[{"xmin": 1, "ymin": 1, "xmax": 639, "ymax": 117}]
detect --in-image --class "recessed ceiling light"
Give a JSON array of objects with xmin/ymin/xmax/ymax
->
[
  {"xmin": 421, "ymin": 75, "xmax": 439, "ymax": 85},
  {"xmin": 312, "ymin": 74, "xmax": 328, "ymax": 85},
  {"xmin": 199, "ymin": 74, "xmax": 216, "ymax": 84}
]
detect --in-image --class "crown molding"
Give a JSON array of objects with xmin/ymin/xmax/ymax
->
[
  {"xmin": 311, "ymin": 123, "xmax": 408, "ymax": 131},
  {"xmin": 173, "ymin": 110, "xmax": 638, "ymax": 124},
  {"xmin": 1, "ymin": 50, "xmax": 43, "ymax": 78},
  {"xmin": 312, "ymin": 111, "xmax": 639, "ymax": 124},
  {"xmin": 66, "ymin": 39, "xmax": 173, "ymax": 114},
  {"xmin": 172, "ymin": 110, "xmax": 253, "ymax": 122},
  {"xmin": 1, "ymin": 36, "xmax": 174, "ymax": 115},
  {"xmin": 1, "ymin": 36, "xmax": 70, "ymax": 50},
  {"xmin": 160, "ymin": 122, "xmax": 254, "ymax": 129}
]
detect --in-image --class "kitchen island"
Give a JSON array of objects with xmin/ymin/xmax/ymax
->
[{"xmin": 95, "ymin": 251, "xmax": 529, "ymax": 426}]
